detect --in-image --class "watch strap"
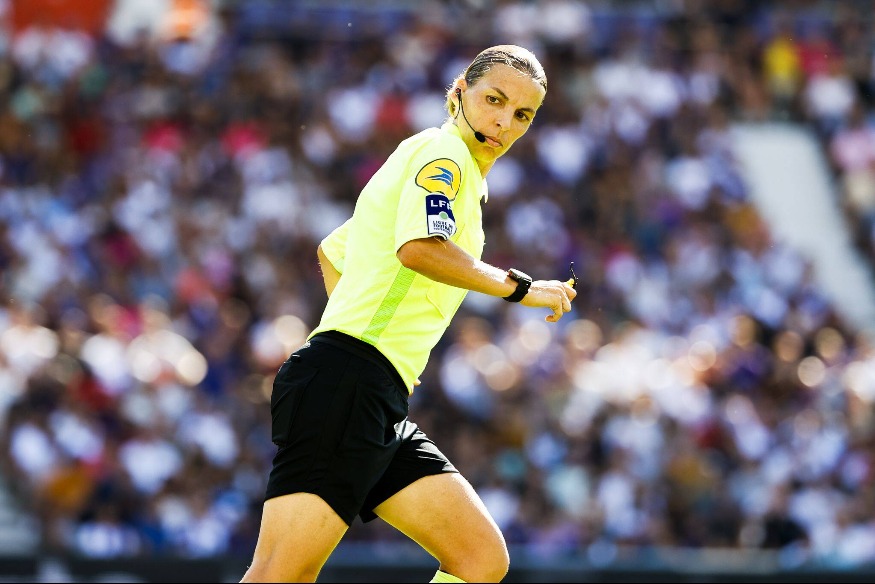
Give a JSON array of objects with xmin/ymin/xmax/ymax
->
[{"xmin": 503, "ymin": 269, "xmax": 532, "ymax": 303}]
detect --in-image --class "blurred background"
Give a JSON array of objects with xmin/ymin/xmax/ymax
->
[{"xmin": 1, "ymin": 0, "xmax": 875, "ymax": 581}]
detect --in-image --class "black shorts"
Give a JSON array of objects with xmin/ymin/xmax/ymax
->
[{"xmin": 265, "ymin": 331, "xmax": 457, "ymax": 526}]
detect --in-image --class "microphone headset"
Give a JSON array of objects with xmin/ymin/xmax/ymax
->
[{"xmin": 455, "ymin": 88, "xmax": 486, "ymax": 143}]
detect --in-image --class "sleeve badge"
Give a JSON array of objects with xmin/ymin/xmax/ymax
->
[
  {"xmin": 425, "ymin": 194, "xmax": 456, "ymax": 239},
  {"xmin": 415, "ymin": 158, "xmax": 462, "ymax": 200}
]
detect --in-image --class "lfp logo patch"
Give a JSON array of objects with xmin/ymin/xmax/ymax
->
[
  {"xmin": 425, "ymin": 194, "xmax": 457, "ymax": 239},
  {"xmin": 415, "ymin": 158, "xmax": 461, "ymax": 200}
]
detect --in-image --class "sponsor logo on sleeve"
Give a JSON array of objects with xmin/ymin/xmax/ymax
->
[
  {"xmin": 415, "ymin": 159, "xmax": 461, "ymax": 200},
  {"xmin": 425, "ymin": 194, "xmax": 457, "ymax": 239}
]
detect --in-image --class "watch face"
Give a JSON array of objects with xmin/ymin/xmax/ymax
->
[{"xmin": 509, "ymin": 269, "xmax": 531, "ymax": 284}]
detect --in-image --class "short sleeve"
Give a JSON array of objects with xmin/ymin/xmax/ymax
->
[
  {"xmin": 320, "ymin": 218, "xmax": 351, "ymax": 273},
  {"xmin": 394, "ymin": 138, "xmax": 467, "ymax": 251}
]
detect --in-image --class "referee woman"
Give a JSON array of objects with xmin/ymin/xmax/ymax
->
[{"xmin": 242, "ymin": 45, "xmax": 576, "ymax": 583}]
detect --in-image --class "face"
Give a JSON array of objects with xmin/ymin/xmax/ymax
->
[{"xmin": 456, "ymin": 63, "xmax": 545, "ymax": 176}]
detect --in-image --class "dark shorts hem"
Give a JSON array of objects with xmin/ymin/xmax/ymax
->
[
  {"xmin": 265, "ymin": 335, "xmax": 457, "ymax": 526},
  {"xmin": 359, "ymin": 467, "xmax": 459, "ymax": 523},
  {"xmin": 264, "ymin": 484, "xmax": 359, "ymax": 527}
]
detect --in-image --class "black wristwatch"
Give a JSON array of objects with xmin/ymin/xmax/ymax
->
[{"xmin": 503, "ymin": 268, "xmax": 532, "ymax": 302}]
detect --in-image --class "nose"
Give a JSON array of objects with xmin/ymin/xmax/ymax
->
[{"xmin": 495, "ymin": 108, "xmax": 513, "ymax": 130}]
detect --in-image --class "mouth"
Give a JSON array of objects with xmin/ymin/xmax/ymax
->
[{"xmin": 483, "ymin": 135, "xmax": 502, "ymax": 148}]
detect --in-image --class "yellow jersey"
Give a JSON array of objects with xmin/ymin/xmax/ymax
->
[{"xmin": 311, "ymin": 122, "xmax": 487, "ymax": 393}]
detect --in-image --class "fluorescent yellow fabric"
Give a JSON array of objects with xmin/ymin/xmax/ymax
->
[
  {"xmin": 429, "ymin": 569, "xmax": 467, "ymax": 583},
  {"xmin": 319, "ymin": 218, "xmax": 350, "ymax": 274},
  {"xmin": 312, "ymin": 123, "xmax": 486, "ymax": 393}
]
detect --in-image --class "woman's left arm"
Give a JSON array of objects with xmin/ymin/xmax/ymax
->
[
  {"xmin": 317, "ymin": 219, "xmax": 351, "ymax": 298},
  {"xmin": 317, "ymin": 244, "xmax": 342, "ymax": 298}
]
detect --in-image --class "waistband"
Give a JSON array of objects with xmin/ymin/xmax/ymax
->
[{"xmin": 310, "ymin": 330, "xmax": 408, "ymax": 397}]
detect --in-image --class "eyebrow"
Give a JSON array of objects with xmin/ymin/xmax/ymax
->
[{"xmin": 490, "ymin": 87, "xmax": 536, "ymax": 114}]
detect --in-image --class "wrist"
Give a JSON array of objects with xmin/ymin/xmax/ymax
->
[{"xmin": 503, "ymin": 268, "xmax": 532, "ymax": 302}]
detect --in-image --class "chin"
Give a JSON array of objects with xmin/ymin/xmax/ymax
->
[{"xmin": 479, "ymin": 146, "xmax": 502, "ymax": 159}]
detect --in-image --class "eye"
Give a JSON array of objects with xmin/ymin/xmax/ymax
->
[
  {"xmin": 515, "ymin": 111, "xmax": 531, "ymax": 122},
  {"xmin": 486, "ymin": 95, "xmax": 500, "ymax": 104}
]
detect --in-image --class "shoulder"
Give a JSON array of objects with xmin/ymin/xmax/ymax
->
[
  {"xmin": 400, "ymin": 126, "xmax": 471, "ymax": 199},
  {"xmin": 400, "ymin": 125, "xmax": 469, "ymax": 162}
]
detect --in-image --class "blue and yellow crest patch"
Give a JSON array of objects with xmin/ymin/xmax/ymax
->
[{"xmin": 415, "ymin": 158, "xmax": 461, "ymax": 200}]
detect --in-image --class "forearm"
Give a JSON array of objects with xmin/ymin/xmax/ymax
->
[
  {"xmin": 398, "ymin": 236, "xmax": 577, "ymax": 322},
  {"xmin": 317, "ymin": 245, "xmax": 342, "ymax": 297},
  {"xmin": 397, "ymin": 237, "xmax": 516, "ymax": 297}
]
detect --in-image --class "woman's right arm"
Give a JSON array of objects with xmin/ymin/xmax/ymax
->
[{"xmin": 397, "ymin": 236, "xmax": 575, "ymax": 322}]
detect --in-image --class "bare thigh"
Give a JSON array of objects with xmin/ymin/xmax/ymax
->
[
  {"xmin": 240, "ymin": 493, "xmax": 348, "ymax": 583},
  {"xmin": 373, "ymin": 473, "xmax": 509, "ymax": 582}
]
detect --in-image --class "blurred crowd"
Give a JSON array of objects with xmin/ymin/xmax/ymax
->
[{"xmin": 1, "ymin": 0, "xmax": 875, "ymax": 568}]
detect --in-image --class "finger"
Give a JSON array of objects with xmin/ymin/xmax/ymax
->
[
  {"xmin": 564, "ymin": 281, "xmax": 578, "ymax": 299},
  {"xmin": 562, "ymin": 295, "xmax": 571, "ymax": 313}
]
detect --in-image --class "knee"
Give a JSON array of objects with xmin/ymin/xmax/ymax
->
[
  {"xmin": 240, "ymin": 564, "xmax": 267, "ymax": 583},
  {"xmin": 240, "ymin": 559, "xmax": 321, "ymax": 583},
  {"xmin": 482, "ymin": 539, "xmax": 510, "ymax": 582},
  {"xmin": 443, "ymin": 532, "xmax": 509, "ymax": 582},
  {"xmin": 489, "ymin": 537, "xmax": 511, "ymax": 581}
]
